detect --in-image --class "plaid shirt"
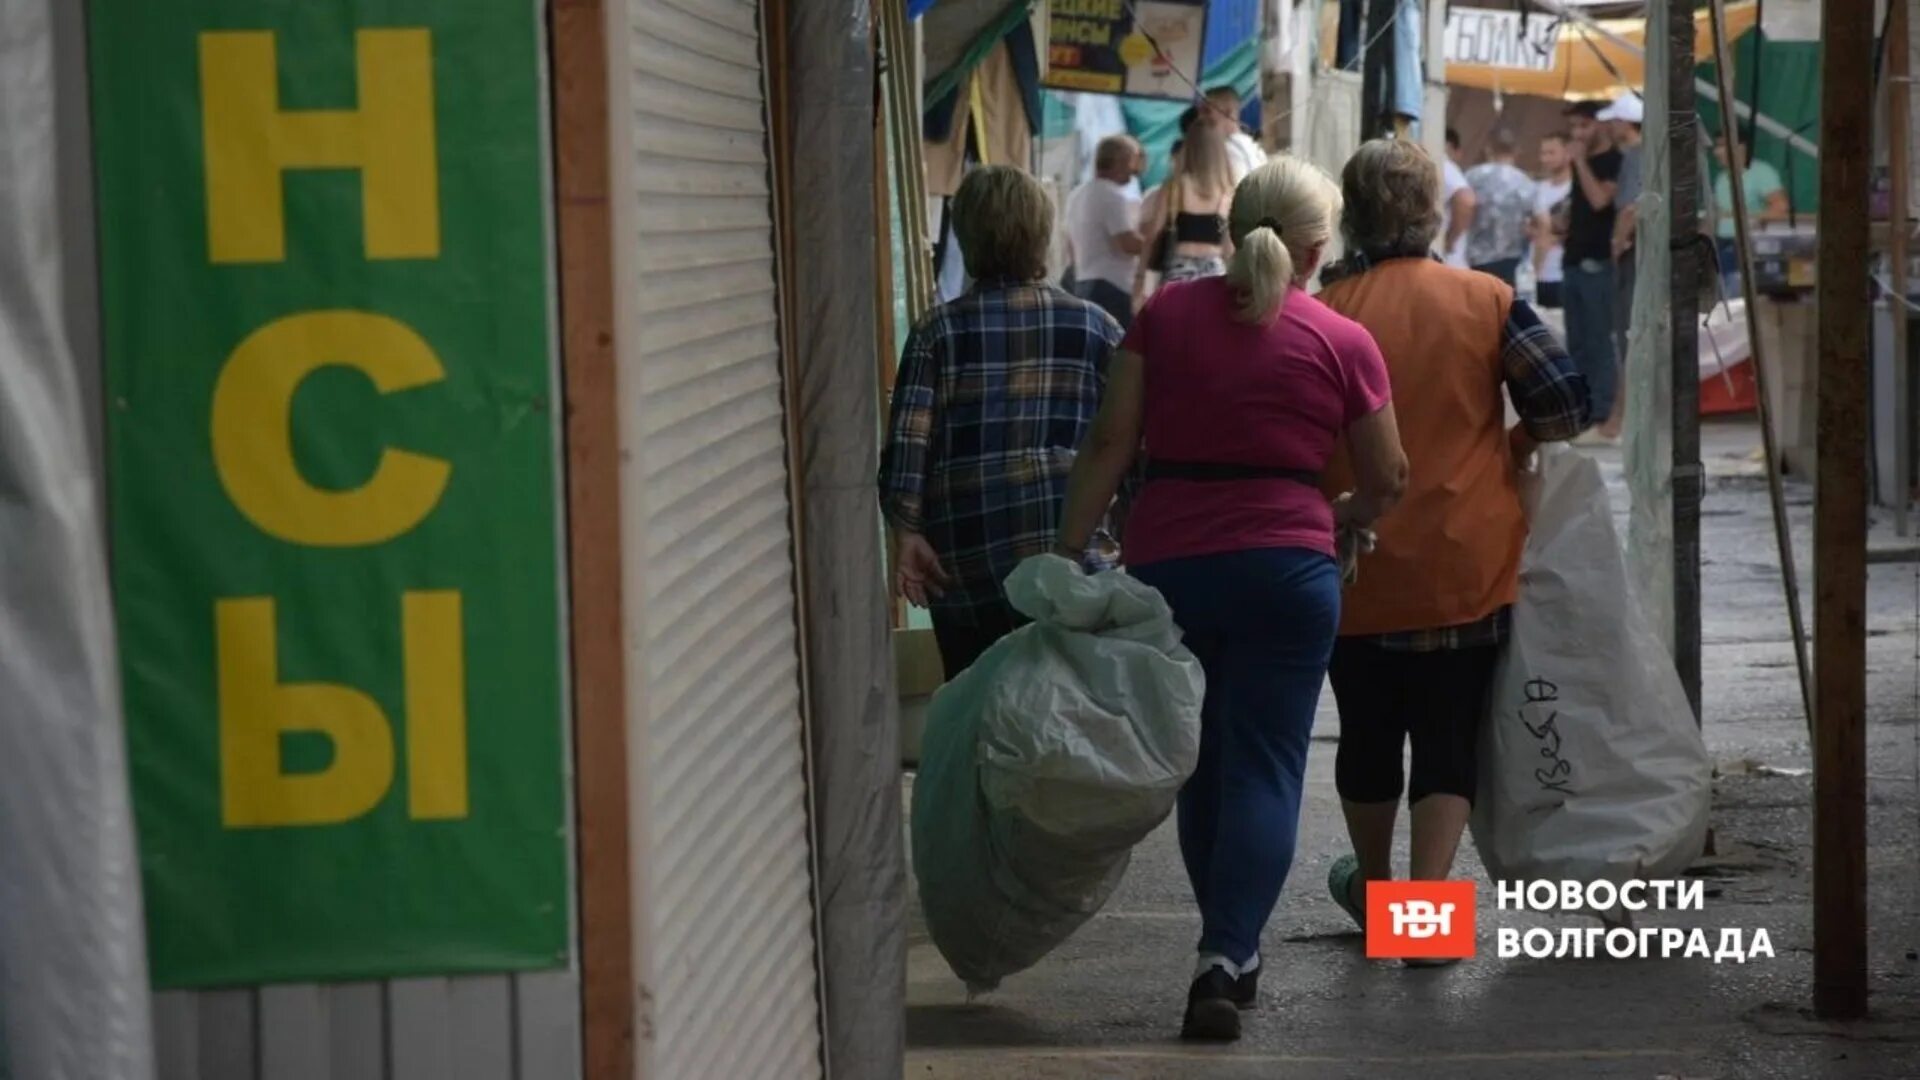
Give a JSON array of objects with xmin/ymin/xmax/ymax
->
[
  {"xmin": 878, "ymin": 280, "xmax": 1124, "ymax": 624},
  {"xmin": 1328, "ymin": 250, "xmax": 1591, "ymax": 652}
]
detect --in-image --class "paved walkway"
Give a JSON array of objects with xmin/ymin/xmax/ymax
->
[{"xmin": 904, "ymin": 420, "xmax": 1920, "ymax": 1079}]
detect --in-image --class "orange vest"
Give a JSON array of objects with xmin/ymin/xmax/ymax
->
[{"xmin": 1318, "ymin": 259, "xmax": 1526, "ymax": 636}]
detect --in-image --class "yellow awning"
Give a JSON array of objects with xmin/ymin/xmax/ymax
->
[{"xmin": 1445, "ymin": 2, "xmax": 1761, "ymax": 100}]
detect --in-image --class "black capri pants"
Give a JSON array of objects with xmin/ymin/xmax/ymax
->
[{"xmin": 1328, "ymin": 637, "xmax": 1501, "ymax": 806}]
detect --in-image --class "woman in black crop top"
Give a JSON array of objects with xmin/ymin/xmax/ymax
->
[{"xmin": 1137, "ymin": 124, "xmax": 1235, "ymax": 297}]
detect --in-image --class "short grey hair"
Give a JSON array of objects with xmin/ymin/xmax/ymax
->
[
  {"xmin": 1339, "ymin": 139, "xmax": 1442, "ymax": 255},
  {"xmin": 952, "ymin": 166, "xmax": 1052, "ymax": 281}
]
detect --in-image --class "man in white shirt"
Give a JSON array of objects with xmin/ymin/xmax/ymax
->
[
  {"xmin": 1064, "ymin": 135, "xmax": 1146, "ymax": 328},
  {"xmin": 1441, "ymin": 128, "xmax": 1475, "ymax": 267},
  {"xmin": 1204, "ymin": 85, "xmax": 1267, "ymax": 183},
  {"xmin": 1529, "ymin": 132, "xmax": 1575, "ymax": 309}
]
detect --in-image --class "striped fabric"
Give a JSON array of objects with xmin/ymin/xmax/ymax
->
[{"xmin": 879, "ymin": 279, "xmax": 1123, "ymax": 625}]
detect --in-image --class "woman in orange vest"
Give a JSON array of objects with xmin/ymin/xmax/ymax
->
[{"xmin": 1314, "ymin": 140, "xmax": 1591, "ymax": 954}]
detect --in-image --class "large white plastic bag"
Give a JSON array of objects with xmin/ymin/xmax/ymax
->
[
  {"xmin": 913, "ymin": 555, "xmax": 1204, "ymax": 992},
  {"xmin": 1471, "ymin": 449, "xmax": 1711, "ymax": 893}
]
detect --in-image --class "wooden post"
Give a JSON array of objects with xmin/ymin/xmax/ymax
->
[
  {"xmin": 1892, "ymin": 0, "xmax": 1913, "ymax": 538},
  {"xmin": 549, "ymin": 1, "xmax": 635, "ymax": 1075},
  {"xmin": 1814, "ymin": 0, "xmax": 1874, "ymax": 1022}
]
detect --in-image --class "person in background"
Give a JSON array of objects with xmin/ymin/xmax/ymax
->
[
  {"xmin": 1598, "ymin": 94, "xmax": 1644, "ymax": 441},
  {"xmin": 1053, "ymin": 155, "xmax": 1408, "ymax": 1043},
  {"xmin": 1464, "ymin": 129, "xmax": 1538, "ymax": 286},
  {"xmin": 1065, "ymin": 135, "xmax": 1146, "ymax": 329},
  {"xmin": 1314, "ymin": 139, "xmax": 1590, "ymax": 953},
  {"xmin": 1529, "ymin": 132, "xmax": 1575, "ymax": 309},
  {"xmin": 1713, "ymin": 129, "xmax": 1790, "ymax": 295},
  {"xmin": 1561, "ymin": 100, "xmax": 1622, "ymax": 441},
  {"xmin": 878, "ymin": 166, "xmax": 1123, "ymax": 677},
  {"xmin": 1139, "ymin": 135, "xmax": 1186, "ymax": 298},
  {"xmin": 1204, "ymin": 84, "xmax": 1268, "ymax": 183},
  {"xmin": 1441, "ymin": 128, "xmax": 1475, "ymax": 268},
  {"xmin": 1137, "ymin": 123, "xmax": 1237, "ymax": 290}
]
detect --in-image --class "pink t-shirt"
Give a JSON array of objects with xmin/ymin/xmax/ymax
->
[{"xmin": 1119, "ymin": 277, "xmax": 1392, "ymax": 567}]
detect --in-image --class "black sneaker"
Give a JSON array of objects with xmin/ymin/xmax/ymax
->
[
  {"xmin": 1231, "ymin": 964, "xmax": 1259, "ymax": 1007},
  {"xmin": 1181, "ymin": 968, "xmax": 1242, "ymax": 1042}
]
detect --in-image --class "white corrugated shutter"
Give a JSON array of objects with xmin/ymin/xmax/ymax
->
[{"xmin": 623, "ymin": 0, "xmax": 824, "ymax": 1077}]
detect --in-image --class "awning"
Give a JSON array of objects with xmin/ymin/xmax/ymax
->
[{"xmin": 1445, "ymin": 0, "xmax": 1760, "ymax": 100}]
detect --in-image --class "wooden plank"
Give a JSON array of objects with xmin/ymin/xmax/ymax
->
[
  {"xmin": 1813, "ymin": 0, "xmax": 1874, "ymax": 1022},
  {"xmin": 515, "ymin": 971, "xmax": 584, "ymax": 1079},
  {"xmin": 258, "ymin": 985, "xmax": 328, "ymax": 1080},
  {"xmin": 152, "ymin": 992, "xmax": 202, "ymax": 1080},
  {"xmin": 325, "ymin": 983, "xmax": 385, "ymax": 1080},
  {"xmin": 550, "ymin": 1, "xmax": 635, "ymax": 1077},
  {"xmin": 448, "ymin": 976, "xmax": 515, "ymax": 1080},
  {"xmin": 388, "ymin": 979, "xmax": 454, "ymax": 1080},
  {"xmin": 198, "ymin": 989, "xmax": 258, "ymax": 1080}
]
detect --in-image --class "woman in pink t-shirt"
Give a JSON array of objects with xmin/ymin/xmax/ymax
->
[{"xmin": 1056, "ymin": 156, "xmax": 1409, "ymax": 1042}]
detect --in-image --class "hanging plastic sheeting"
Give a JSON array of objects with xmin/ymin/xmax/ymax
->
[
  {"xmin": 1625, "ymin": 6, "xmax": 1678, "ymax": 650},
  {"xmin": 0, "ymin": 1, "xmax": 155, "ymax": 1078},
  {"xmin": 787, "ymin": 0, "xmax": 908, "ymax": 1074}
]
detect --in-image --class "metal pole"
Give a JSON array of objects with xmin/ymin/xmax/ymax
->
[
  {"xmin": 1667, "ymin": 0, "xmax": 1704, "ymax": 722},
  {"xmin": 1709, "ymin": 0, "xmax": 1815, "ymax": 735},
  {"xmin": 1812, "ymin": 0, "xmax": 1874, "ymax": 1024}
]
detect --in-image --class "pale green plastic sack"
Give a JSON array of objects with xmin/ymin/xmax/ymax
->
[{"xmin": 912, "ymin": 555, "xmax": 1204, "ymax": 993}]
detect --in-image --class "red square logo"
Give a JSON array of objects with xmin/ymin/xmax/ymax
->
[{"xmin": 1365, "ymin": 880, "xmax": 1477, "ymax": 959}]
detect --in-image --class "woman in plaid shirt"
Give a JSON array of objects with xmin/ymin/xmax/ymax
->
[{"xmin": 878, "ymin": 166, "xmax": 1125, "ymax": 676}]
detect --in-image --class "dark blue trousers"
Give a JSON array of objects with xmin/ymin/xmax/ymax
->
[{"xmin": 1132, "ymin": 547, "xmax": 1341, "ymax": 965}]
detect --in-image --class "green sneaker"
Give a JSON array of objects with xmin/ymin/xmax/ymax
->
[{"xmin": 1328, "ymin": 854, "xmax": 1366, "ymax": 930}]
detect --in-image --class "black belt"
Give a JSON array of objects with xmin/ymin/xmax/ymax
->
[{"xmin": 1143, "ymin": 459, "xmax": 1323, "ymax": 487}]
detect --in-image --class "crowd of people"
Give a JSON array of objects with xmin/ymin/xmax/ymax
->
[
  {"xmin": 1061, "ymin": 86, "xmax": 1265, "ymax": 330},
  {"xmin": 879, "ymin": 110, "xmax": 1594, "ymax": 1042},
  {"xmin": 882, "ymin": 83, "xmax": 1793, "ymax": 1043},
  {"xmin": 1438, "ymin": 97, "xmax": 1644, "ymax": 444},
  {"xmin": 1061, "ymin": 91, "xmax": 1653, "ymax": 444}
]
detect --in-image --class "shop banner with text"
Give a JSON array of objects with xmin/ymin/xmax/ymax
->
[
  {"xmin": 1044, "ymin": 0, "xmax": 1208, "ymax": 101},
  {"xmin": 1445, "ymin": 7, "xmax": 1560, "ymax": 73},
  {"xmin": 90, "ymin": 0, "xmax": 568, "ymax": 987}
]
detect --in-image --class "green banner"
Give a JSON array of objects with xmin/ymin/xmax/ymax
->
[{"xmin": 90, "ymin": 1, "xmax": 568, "ymax": 987}]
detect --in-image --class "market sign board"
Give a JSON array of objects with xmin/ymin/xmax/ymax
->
[
  {"xmin": 1044, "ymin": 0, "xmax": 1208, "ymax": 101},
  {"xmin": 1446, "ymin": 7, "xmax": 1562, "ymax": 73},
  {"xmin": 89, "ymin": 0, "xmax": 569, "ymax": 987}
]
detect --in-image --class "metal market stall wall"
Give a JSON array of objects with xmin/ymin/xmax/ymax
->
[{"xmin": 605, "ymin": 0, "xmax": 828, "ymax": 1075}]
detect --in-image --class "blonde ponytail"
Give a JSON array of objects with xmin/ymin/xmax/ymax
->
[
  {"xmin": 1224, "ymin": 155, "xmax": 1342, "ymax": 323},
  {"xmin": 1227, "ymin": 225, "xmax": 1292, "ymax": 323}
]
